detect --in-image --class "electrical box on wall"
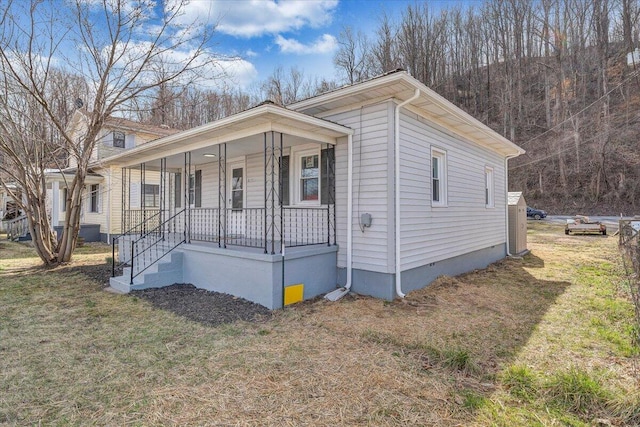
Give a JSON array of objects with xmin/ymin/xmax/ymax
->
[{"xmin": 360, "ymin": 213, "xmax": 372, "ymax": 228}]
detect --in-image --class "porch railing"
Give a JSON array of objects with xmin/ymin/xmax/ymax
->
[
  {"xmin": 111, "ymin": 210, "xmax": 163, "ymax": 277},
  {"xmin": 112, "ymin": 209, "xmax": 186, "ymax": 284},
  {"xmin": 123, "ymin": 209, "xmax": 162, "ymax": 235},
  {"xmin": 116, "ymin": 205, "xmax": 335, "ymax": 271},
  {"xmin": 188, "ymin": 206, "xmax": 335, "ymax": 251},
  {"xmin": 3, "ymin": 215, "xmax": 28, "ymax": 241}
]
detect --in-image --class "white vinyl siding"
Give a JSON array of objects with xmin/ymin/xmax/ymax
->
[
  {"xmin": 399, "ymin": 109, "xmax": 506, "ymax": 271},
  {"xmin": 324, "ymin": 101, "xmax": 393, "ymax": 274}
]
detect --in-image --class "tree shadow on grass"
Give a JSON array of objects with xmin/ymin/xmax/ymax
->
[{"xmin": 321, "ymin": 250, "xmax": 576, "ymax": 422}]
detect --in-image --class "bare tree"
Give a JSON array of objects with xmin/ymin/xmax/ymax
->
[
  {"xmin": 261, "ymin": 66, "xmax": 316, "ymax": 105},
  {"xmin": 0, "ymin": 0, "xmax": 217, "ymax": 264},
  {"xmin": 333, "ymin": 26, "xmax": 373, "ymax": 84}
]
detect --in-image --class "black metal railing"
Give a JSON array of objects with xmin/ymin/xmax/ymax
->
[
  {"xmin": 3, "ymin": 215, "xmax": 28, "ymax": 241},
  {"xmin": 111, "ymin": 205, "xmax": 335, "ymax": 282},
  {"xmin": 283, "ymin": 206, "xmax": 335, "ymax": 247},
  {"xmin": 124, "ymin": 209, "xmax": 162, "ymax": 234},
  {"xmin": 112, "ymin": 210, "xmax": 164, "ymax": 277},
  {"xmin": 188, "ymin": 206, "xmax": 335, "ymax": 250},
  {"xmin": 120, "ymin": 209, "xmax": 186, "ymax": 284}
]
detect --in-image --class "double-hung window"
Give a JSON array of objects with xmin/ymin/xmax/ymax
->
[
  {"xmin": 89, "ymin": 184, "xmax": 100, "ymax": 213},
  {"xmin": 431, "ymin": 148, "xmax": 447, "ymax": 207},
  {"xmin": 300, "ymin": 153, "xmax": 319, "ymax": 201},
  {"xmin": 143, "ymin": 184, "xmax": 159, "ymax": 208},
  {"xmin": 287, "ymin": 146, "xmax": 334, "ymax": 205},
  {"xmin": 113, "ymin": 131, "xmax": 125, "ymax": 148},
  {"xmin": 485, "ymin": 166, "xmax": 495, "ymax": 208}
]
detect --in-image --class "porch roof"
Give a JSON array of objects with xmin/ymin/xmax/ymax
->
[
  {"xmin": 289, "ymin": 70, "xmax": 525, "ymax": 158},
  {"xmin": 100, "ymin": 103, "xmax": 353, "ymax": 168}
]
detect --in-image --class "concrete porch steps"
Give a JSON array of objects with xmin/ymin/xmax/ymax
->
[{"xmin": 109, "ymin": 250, "xmax": 184, "ymax": 293}]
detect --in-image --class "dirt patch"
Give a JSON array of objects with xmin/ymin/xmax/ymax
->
[{"xmin": 131, "ymin": 284, "xmax": 273, "ymax": 326}]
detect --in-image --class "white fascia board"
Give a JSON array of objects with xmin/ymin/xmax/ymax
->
[
  {"xmin": 405, "ymin": 75, "xmax": 525, "ymax": 157},
  {"xmin": 100, "ymin": 104, "xmax": 352, "ymax": 167},
  {"xmin": 291, "ymin": 71, "xmax": 525, "ymax": 157}
]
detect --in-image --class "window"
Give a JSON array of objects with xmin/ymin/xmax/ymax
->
[
  {"xmin": 299, "ymin": 153, "xmax": 319, "ymax": 202},
  {"xmin": 61, "ymin": 188, "xmax": 67, "ymax": 211},
  {"xmin": 431, "ymin": 148, "xmax": 447, "ymax": 206},
  {"xmin": 143, "ymin": 184, "xmax": 159, "ymax": 208},
  {"xmin": 174, "ymin": 172, "xmax": 181, "ymax": 208},
  {"xmin": 285, "ymin": 147, "xmax": 334, "ymax": 206},
  {"xmin": 231, "ymin": 168, "xmax": 243, "ymax": 209},
  {"xmin": 113, "ymin": 131, "xmax": 125, "ymax": 148},
  {"xmin": 485, "ymin": 166, "xmax": 495, "ymax": 208},
  {"xmin": 89, "ymin": 184, "xmax": 99, "ymax": 213},
  {"xmin": 188, "ymin": 170, "xmax": 201, "ymax": 207}
]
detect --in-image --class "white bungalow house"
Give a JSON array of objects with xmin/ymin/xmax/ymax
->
[{"xmin": 96, "ymin": 70, "xmax": 524, "ymax": 309}]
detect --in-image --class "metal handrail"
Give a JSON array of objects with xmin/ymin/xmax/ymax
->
[
  {"xmin": 128, "ymin": 209, "xmax": 186, "ymax": 284},
  {"xmin": 111, "ymin": 210, "xmax": 163, "ymax": 277}
]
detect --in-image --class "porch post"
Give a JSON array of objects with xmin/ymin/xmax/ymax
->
[
  {"xmin": 218, "ymin": 143, "xmax": 227, "ymax": 248},
  {"xmin": 279, "ymin": 133, "xmax": 283, "ymax": 250},
  {"xmin": 140, "ymin": 162, "xmax": 146, "ymax": 234},
  {"xmin": 160, "ymin": 157, "xmax": 166, "ymax": 239},
  {"xmin": 325, "ymin": 143, "xmax": 336, "ymax": 246},
  {"xmin": 184, "ymin": 151, "xmax": 192, "ymax": 243},
  {"xmin": 264, "ymin": 131, "xmax": 281, "ymax": 254},
  {"xmin": 121, "ymin": 167, "xmax": 125, "ymax": 234},
  {"xmin": 264, "ymin": 132, "xmax": 268, "ymax": 254}
]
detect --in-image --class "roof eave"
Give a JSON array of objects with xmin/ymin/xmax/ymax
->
[{"xmin": 99, "ymin": 104, "xmax": 353, "ymax": 166}]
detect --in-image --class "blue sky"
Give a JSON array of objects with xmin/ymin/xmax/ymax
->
[{"xmin": 182, "ymin": 0, "xmax": 422, "ymax": 89}]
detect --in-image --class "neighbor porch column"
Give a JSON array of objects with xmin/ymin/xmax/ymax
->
[{"xmin": 51, "ymin": 180, "xmax": 60, "ymax": 227}]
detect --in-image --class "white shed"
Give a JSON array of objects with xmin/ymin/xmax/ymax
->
[{"xmin": 508, "ymin": 192, "xmax": 528, "ymax": 255}]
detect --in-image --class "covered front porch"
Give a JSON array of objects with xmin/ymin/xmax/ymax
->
[{"xmin": 108, "ymin": 103, "xmax": 353, "ymax": 308}]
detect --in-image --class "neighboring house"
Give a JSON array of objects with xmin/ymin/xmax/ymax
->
[
  {"xmin": 104, "ymin": 70, "xmax": 525, "ymax": 309},
  {"xmin": 1, "ymin": 183, "xmax": 23, "ymax": 235},
  {"xmin": 45, "ymin": 113, "xmax": 178, "ymax": 242}
]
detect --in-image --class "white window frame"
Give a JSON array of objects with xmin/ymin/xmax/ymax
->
[
  {"xmin": 485, "ymin": 166, "xmax": 495, "ymax": 208},
  {"xmin": 292, "ymin": 146, "xmax": 321, "ymax": 206},
  {"xmin": 89, "ymin": 184, "xmax": 100, "ymax": 213},
  {"xmin": 112, "ymin": 131, "xmax": 125, "ymax": 148},
  {"xmin": 431, "ymin": 147, "xmax": 447, "ymax": 207},
  {"xmin": 143, "ymin": 183, "xmax": 160, "ymax": 208}
]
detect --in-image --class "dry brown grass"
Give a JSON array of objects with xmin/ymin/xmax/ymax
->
[{"xmin": 1, "ymin": 223, "xmax": 638, "ymax": 426}]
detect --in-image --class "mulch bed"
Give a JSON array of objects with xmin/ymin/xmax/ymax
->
[
  {"xmin": 131, "ymin": 284, "xmax": 273, "ymax": 327},
  {"xmin": 62, "ymin": 263, "xmax": 273, "ymax": 327}
]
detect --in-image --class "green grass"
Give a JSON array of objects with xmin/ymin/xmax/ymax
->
[
  {"xmin": 501, "ymin": 365, "xmax": 538, "ymax": 401},
  {"xmin": 544, "ymin": 367, "xmax": 611, "ymax": 415},
  {"xmin": 1, "ymin": 223, "xmax": 638, "ymax": 426}
]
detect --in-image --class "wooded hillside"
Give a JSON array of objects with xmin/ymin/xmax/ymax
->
[
  {"xmin": 331, "ymin": 0, "xmax": 640, "ymax": 215},
  {"xmin": 139, "ymin": 0, "xmax": 640, "ymax": 215}
]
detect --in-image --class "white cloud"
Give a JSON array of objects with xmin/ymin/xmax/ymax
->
[
  {"xmin": 179, "ymin": 0, "xmax": 338, "ymax": 38},
  {"xmin": 215, "ymin": 58, "xmax": 259, "ymax": 90},
  {"xmin": 275, "ymin": 34, "xmax": 337, "ymax": 55},
  {"xmin": 245, "ymin": 49, "xmax": 258, "ymax": 58},
  {"xmin": 101, "ymin": 40, "xmax": 258, "ymax": 92}
]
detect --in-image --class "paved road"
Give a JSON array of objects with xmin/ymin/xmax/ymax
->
[{"xmin": 538, "ymin": 215, "xmax": 635, "ymax": 231}]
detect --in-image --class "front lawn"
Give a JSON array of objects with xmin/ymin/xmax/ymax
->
[{"xmin": 0, "ymin": 223, "xmax": 638, "ymax": 425}]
